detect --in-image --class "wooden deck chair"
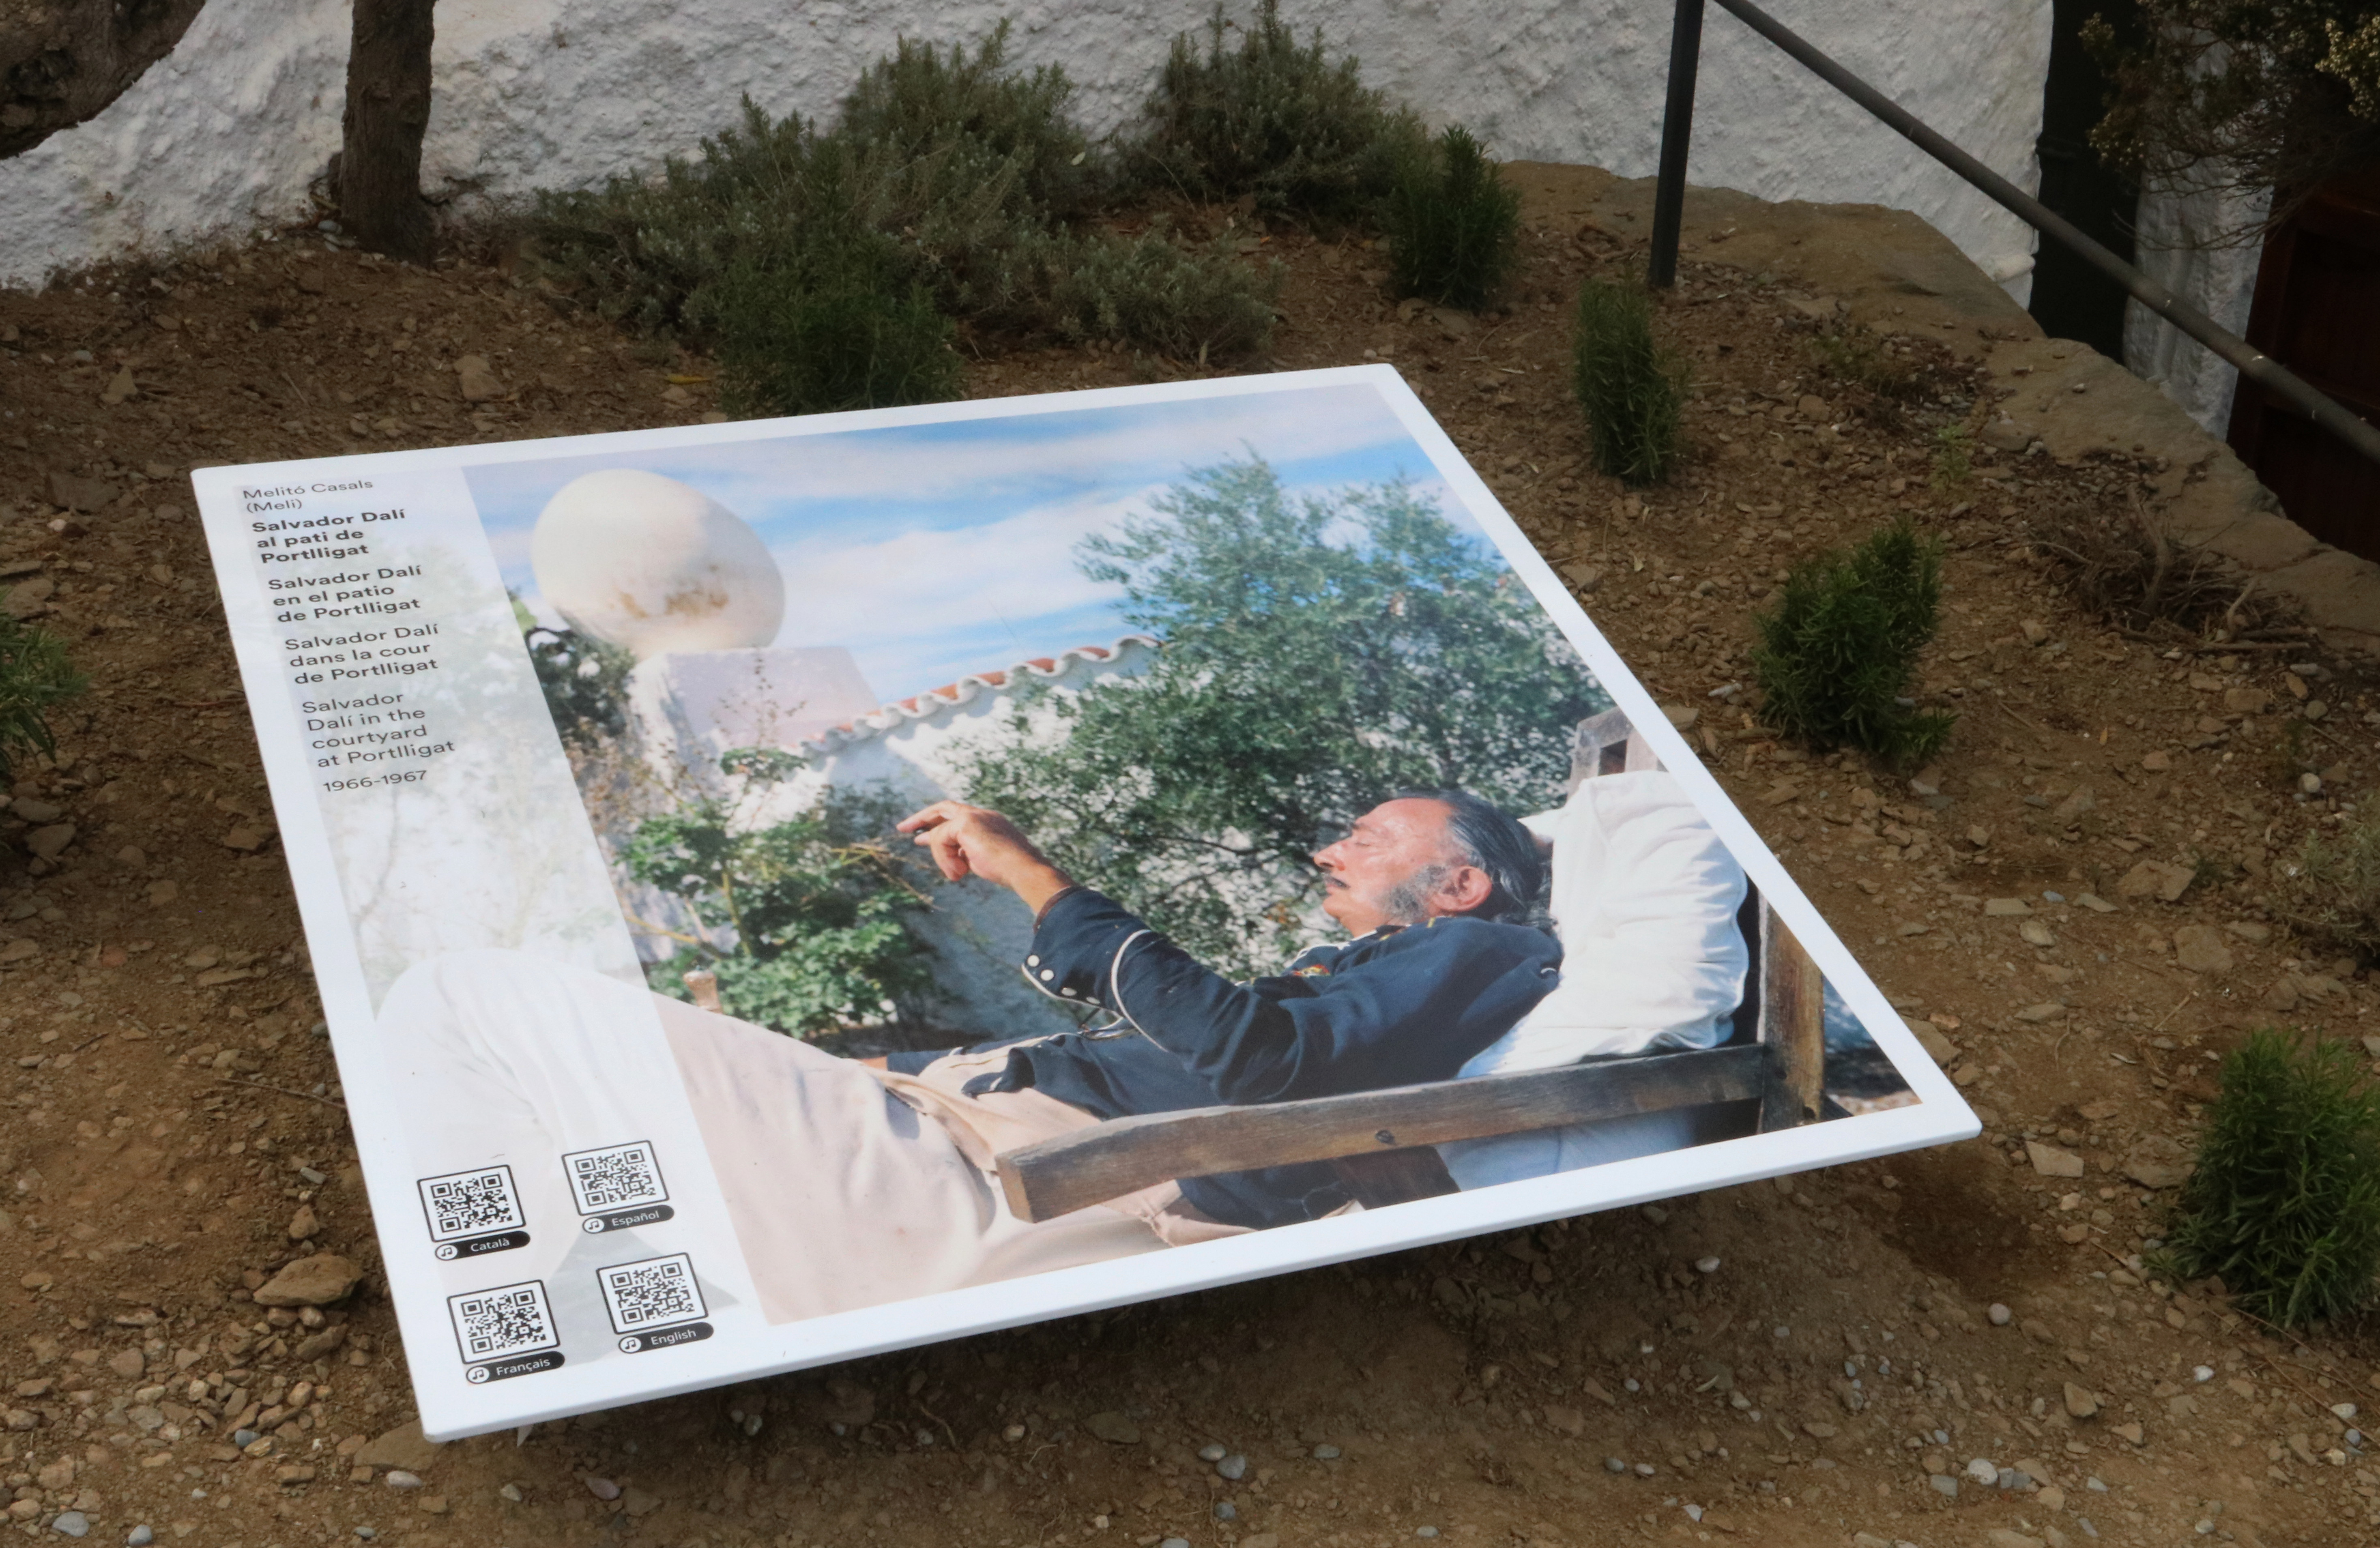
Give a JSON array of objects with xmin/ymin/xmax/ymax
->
[{"xmin": 984, "ymin": 712, "xmax": 1827, "ymax": 1223}]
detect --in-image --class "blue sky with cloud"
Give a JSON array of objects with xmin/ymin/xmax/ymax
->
[{"xmin": 461, "ymin": 382, "xmax": 1495, "ymax": 704}]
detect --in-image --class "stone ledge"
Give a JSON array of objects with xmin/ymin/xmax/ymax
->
[{"xmin": 1504, "ymin": 163, "xmax": 2380, "ymax": 657}]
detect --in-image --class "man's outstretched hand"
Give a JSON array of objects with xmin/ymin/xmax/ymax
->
[{"xmin": 896, "ymin": 801, "xmax": 1077, "ymax": 919}]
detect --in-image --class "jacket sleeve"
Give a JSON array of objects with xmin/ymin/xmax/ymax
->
[{"xmin": 1024, "ymin": 888, "xmax": 1556, "ymax": 1104}]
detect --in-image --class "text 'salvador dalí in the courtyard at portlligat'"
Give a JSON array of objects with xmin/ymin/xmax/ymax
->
[{"xmin": 190, "ymin": 366, "xmax": 1975, "ymax": 1437}]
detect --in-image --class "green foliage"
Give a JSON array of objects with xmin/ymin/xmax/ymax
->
[
  {"xmin": 1130, "ymin": 0, "xmax": 1424, "ymax": 217},
  {"xmin": 531, "ymin": 25, "xmax": 1274, "ymax": 363},
  {"xmin": 1042, "ymin": 223, "xmax": 1281, "ymax": 363},
  {"xmin": 2163, "ymin": 1029, "xmax": 2380, "ymax": 1327},
  {"xmin": 0, "ymin": 613, "xmax": 82, "ymax": 784},
  {"xmin": 1929, "ymin": 424, "xmax": 1973, "ymax": 491},
  {"xmin": 1751, "ymin": 520, "xmax": 1955, "ymax": 766},
  {"xmin": 1570, "ymin": 279, "xmax": 1685, "ymax": 487},
  {"xmin": 1382, "ymin": 125, "xmax": 1521, "ymax": 309},
  {"xmin": 956, "ymin": 456, "xmax": 1607, "ymax": 975},
  {"xmin": 710, "ymin": 244, "xmax": 963, "ymax": 416},
  {"xmin": 2287, "ymin": 804, "xmax": 2380, "ymax": 961},
  {"xmin": 1808, "ymin": 326, "xmax": 1926, "ymax": 407},
  {"xmin": 518, "ymin": 604, "xmax": 634, "ymax": 752},
  {"xmin": 2086, "ymin": 2, "xmax": 2380, "ymax": 236},
  {"xmin": 624, "ymin": 782, "xmax": 937, "ymax": 1038}
]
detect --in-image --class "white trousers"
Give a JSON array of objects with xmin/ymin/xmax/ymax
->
[{"xmin": 377, "ymin": 949, "xmax": 1177, "ymax": 1328}]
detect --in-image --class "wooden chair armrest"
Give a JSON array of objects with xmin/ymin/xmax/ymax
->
[{"xmin": 995, "ymin": 1043, "xmax": 1765, "ymax": 1223}]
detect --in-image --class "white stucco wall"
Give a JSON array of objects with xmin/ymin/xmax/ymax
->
[
  {"xmin": 3, "ymin": 0, "xmax": 2054, "ymax": 296},
  {"xmin": 2122, "ymin": 180, "xmax": 2270, "ymax": 434}
]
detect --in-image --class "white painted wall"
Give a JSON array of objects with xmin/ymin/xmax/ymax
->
[
  {"xmin": 2122, "ymin": 180, "xmax": 2270, "ymax": 434},
  {"xmin": 3, "ymin": 0, "xmax": 2054, "ymax": 299}
]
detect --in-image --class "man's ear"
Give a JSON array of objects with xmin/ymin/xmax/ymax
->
[{"xmin": 1435, "ymin": 864, "xmax": 1495, "ymax": 917}]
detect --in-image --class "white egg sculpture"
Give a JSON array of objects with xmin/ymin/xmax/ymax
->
[{"xmin": 529, "ymin": 469, "xmax": 784, "ymax": 658}]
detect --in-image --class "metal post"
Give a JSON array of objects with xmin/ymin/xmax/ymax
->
[{"xmin": 1647, "ymin": 0, "xmax": 1708, "ymax": 290}]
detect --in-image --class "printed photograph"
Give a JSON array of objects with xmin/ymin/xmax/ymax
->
[{"xmin": 385, "ymin": 380, "xmax": 1917, "ymax": 1327}]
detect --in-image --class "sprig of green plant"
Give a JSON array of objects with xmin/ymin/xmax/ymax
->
[
  {"xmin": 0, "ymin": 613, "xmax": 84, "ymax": 783},
  {"xmin": 2163, "ymin": 1028, "xmax": 2380, "ymax": 1327},
  {"xmin": 1751, "ymin": 520, "xmax": 1955, "ymax": 766},
  {"xmin": 1570, "ymin": 279, "xmax": 1685, "ymax": 486},
  {"xmin": 1929, "ymin": 423, "xmax": 1973, "ymax": 491},
  {"xmin": 1382, "ymin": 125, "xmax": 1521, "ymax": 309},
  {"xmin": 2285, "ymin": 803, "xmax": 2380, "ymax": 960}
]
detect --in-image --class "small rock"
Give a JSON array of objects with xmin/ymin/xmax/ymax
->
[
  {"xmin": 455, "ymin": 355, "xmax": 505, "ymax": 402},
  {"xmin": 497, "ymin": 1484, "xmax": 523, "ymax": 1503},
  {"xmin": 2051, "ymin": 786, "xmax": 2096, "ymax": 824},
  {"xmin": 2019, "ymin": 620, "xmax": 2050, "ymax": 645},
  {"xmin": 579, "ymin": 1475, "xmax": 620, "ymax": 1502},
  {"xmin": 1160, "ymin": 1539, "xmax": 1191, "ymax": 1548},
  {"xmin": 2298, "ymin": 771, "xmax": 2323, "ymax": 795},
  {"xmin": 47, "ymin": 471, "xmax": 119, "ymax": 512},
  {"xmin": 2123, "ymin": 1135, "xmax": 2195, "ymax": 1190},
  {"xmin": 253, "ymin": 1252, "xmax": 361, "ymax": 1306},
  {"xmin": 1542, "ymin": 1405, "xmax": 1586, "ymax": 1436},
  {"xmin": 50, "ymin": 1514, "xmax": 90, "ymax": 1538},
  {"xmin": 417, "ymin": 1496, "xmax": 447, "ymax": 1515},
  {"xmin": 354, "ymin": 1420, "xmax": 442, "ymax": 1473},
  {"xmin": 1605, "ymin": 1457, "xmax": 1627, "ymax": 1473},
  {"xmin": 1965, "ymin": 1456, "xmax": 2000, "ymax": 1484},
  {"xmin": 1216, "ymin": 1454, "xmax": 1247, "ymax": 1481},
  {"xmin": 287, "ymin": 1204, "xmax": 320, "ymax": 1241},
  {"xmin": 1908, "ymin": 1020, "xmax": 1957, "ymax": 1064},
  {"xmin": 1979, "ymin": 417, "xmax": 2033, "ymax": 453},
  {"xmin": 384, "ymin": 1471, "xmax": 423, "ymax": 1490},
  {"xmin": 2140, "ymin": 749, "xmax": 2172, "ymax": 771},
  {"xmin": 1312, "ymin": 1444, "xmax": 1340, "ymax": 1460},
  {"xmin": 2225, "ymin": 921, "xmax": 2272, "ymax": 943},
  {"xmin": 2015, "ymin": 1002, "xmax": 2068, "ymax": 1022},
  {"xmin": 2064, "ymin": 1383, "xmax": 2099, "ymax": 1418},
  {"xmin": 2171, "ymin": 924, "xmax": 2234, "ymax": 975},
  {"xmin": 2223, "ymin": 687, "xmax": 2272, "ymax": 715},
  {"xmin": 2026, "ymin": 1142, "xmax": 2084, "ymax": 1179},
  {"xmin": 2019, "ymin": 920, "xmax": 2056, "ymax": 948},
  {"xmin": 2112, "ymin": 1422, "xmax": 2144, "ymax": 1444},
  {"xmin": 1695, "ymin": 1255, "xmax": 1720, "ymax": 1273},
  {"xmin": 125, "ymin": 1529, "xmax": 153, "ymax": 1548},
  {"xmin": 1987, "ymin": 1303, "xmax": 2013, "ymax": 1325},
  {"xmin": 1197, "ymin": 1443, "xmax": 1227, "ymax": 1462},
  {"xmin": 2075, "ymin": 893, "xmax": 2116, "ymax": 912},
  {"xmin": 1984, "ymin": 897, "xmax": 2032, "ymax": 916},
  {"xmin": 2117, "ymin": 859, "xmax": 2195, "ymax": 902},
  {"xmin": 25, "ymin": 823, "xmax": 75, "ymax": 861},
  {"xmin": 1929, "ymin": 1475, "xmax": 1959, "ymax": 1499},
  {"xmin": 1083, "ymin": 1412, "xmax": 1141, "ymax": 1445},
  {"xmin": 106, "ymin": 1349, "xmax": 143, "ymax": 1379},
  {"xmin": 623, "ymin": 1488, "xmax": 660, "ymax": 1517},
  {"xmin": 10, "ymin": 797, "xmax": 62, "ymax": 822},
  {"xmin": 1212, "ymin": 1502, "xmax": 1236, "ymax": 1521}
]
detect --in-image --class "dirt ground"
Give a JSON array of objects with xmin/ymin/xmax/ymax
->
[{"xmin": 2, "ymin": 170, "xmax": 2378, "ymax": 1548}]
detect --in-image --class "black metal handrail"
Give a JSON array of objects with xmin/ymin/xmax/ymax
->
[{"xmin": 1647, "ymin": 0, "xmax": 2380, "ymax": 470}]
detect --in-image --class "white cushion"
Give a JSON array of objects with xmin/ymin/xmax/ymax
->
[
  {"xmin": 1461, "ymin": 770, "xmax": 1749, "ymax": 1075},
  {"xmin": 1440, "ymin": 770, "xmax": 1752, "ymax": 1189}
]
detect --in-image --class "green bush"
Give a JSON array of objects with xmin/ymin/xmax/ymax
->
[
  {"xmin": 1045, "ymin": 224, "xmax": 1280, "ymax": 363},
  {"xmin": 1130, "ymin": 0, "xmax": 1423, "ymax": 217},
  {"xmin": 1751, "ymin": 520, "xmax": 1955, "ymax": 765},
  {"xmin": 1383, "ymin": 125, "xmax": 1521, "ymax": 309},
  {"xmin": 711, "ymin": 245, "xmax": 963, "ymax": 417},
  {"xmin": 1570, "ymin": 279, "xmax": 1685, "ymax": 486},
  {"xmin": 2163, "ymin": 1029, "xmax": 2380, "ymax": 1327},
  {"xmin": 0, "ymin": 614, "xmax": 84, "ymax": 784},
  {"xmin": 531, "ymin": 25, "xmax": 1276, "ymax": 365}
]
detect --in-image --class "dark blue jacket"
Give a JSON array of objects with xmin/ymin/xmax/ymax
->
[{"xmin": 891, "ymin": 887, "xmax": 1560, "ymax": 1228}]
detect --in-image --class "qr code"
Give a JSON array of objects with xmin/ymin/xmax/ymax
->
[
  {"xmin": 562, "ymin": 1140, "xmax": 668, "ymax": 1215},
  {"xmin": 447, "ymin": 1280, "xmax": 558, "ymax": 1362},
  {"xmin": 597, "ymin": 1253, "xmax": 707, "ymax": 1333},
  {"xmin": 417, "ymin": 1166, "xmax": 525, "ymax": 1243}
]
